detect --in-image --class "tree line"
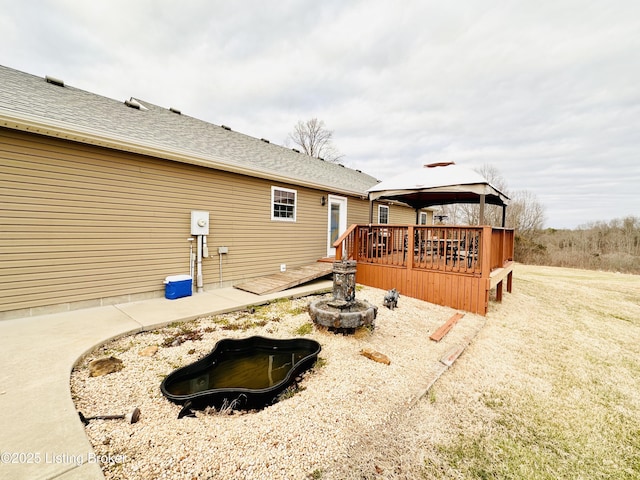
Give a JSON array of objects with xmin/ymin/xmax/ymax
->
[
  {"xmin": 519, "ymin": 216, "xmax": 640, "ymax": 274},
  {"xmin": 437, "ymin": 165, "xmax": 639, "ymax": 274}
]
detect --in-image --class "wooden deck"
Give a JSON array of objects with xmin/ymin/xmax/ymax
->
[
  {"xmin": 233, "ymin": 262, "xmax": 333, "ymax": 295},
  {"xmin": 334, "ymin": 224, "xmax": 514, "ymax": 315}
]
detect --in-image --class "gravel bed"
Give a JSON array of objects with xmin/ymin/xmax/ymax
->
[{"xmin": 70, "ymin": 286, "xmax": 484, "ymax": 480}]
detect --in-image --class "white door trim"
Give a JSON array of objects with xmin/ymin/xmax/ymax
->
[{"xmin": 327, "ymin": 195, "xmax": 347, "ymax": 257}]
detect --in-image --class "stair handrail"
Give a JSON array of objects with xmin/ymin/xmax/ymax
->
[{"xmin": 332, "ymin": 224, "xmax": 359, "ymax": 260}]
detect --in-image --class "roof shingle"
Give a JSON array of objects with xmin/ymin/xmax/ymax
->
[{"xmin": 0, "ymin": 65, "xmax": 379, "ymax": 196}]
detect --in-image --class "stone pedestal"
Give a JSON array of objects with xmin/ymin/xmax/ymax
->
[
  {"xmin": 328, "ymin": 260, "xmax": 357, "ymax": 307},
  {"xmin": 309, "ymin": 260, "xmax": 377, "ymax": 331}
]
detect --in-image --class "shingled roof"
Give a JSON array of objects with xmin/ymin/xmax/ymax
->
[{"xmin": 0, "ymin": 65, "xmax": 379, "ymax": 196}]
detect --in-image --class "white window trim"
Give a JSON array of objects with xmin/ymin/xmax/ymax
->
[
  {"xmin": 419, "ymin": 211, "xmax": 428, "ymax": 225},
  {"xmin": 271, "ymin": 186, "xmax": 297, "ymax": 222},
  {"xmin": 378, "ymin": 204, "xmax": 389, "ymax": 224}
]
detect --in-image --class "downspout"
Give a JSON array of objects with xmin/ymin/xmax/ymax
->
[
  {"xmin": 188, "ymin": 238, "xmax": 195, "ymax": 292},
  {"xmin": 219, "ymin": 251, "xmax": 223, "ymax": 287},
  {"xmin": 196, "ymin": 236, "xmax": 204, "ymax": 293}
]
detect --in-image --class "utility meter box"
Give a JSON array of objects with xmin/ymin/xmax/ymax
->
[
  {"xmin": 164, "ymin": 274, "xmax": 192, "ymax": 300},
  {"xmin": 190, "ymin": 210, "xmax": 210, "ymax": 235}
]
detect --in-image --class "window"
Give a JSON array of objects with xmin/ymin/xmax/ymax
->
[
  {"xmin": 378, "ymin": 205, "xmax": 389, "ymax": 224},
  {"xmin": 419, "ymin": 211, "xmax": 428, "ymax": 225},
  {"xmin": 271, "ymin": 186, "xmax": 297, "ymax": 221}
]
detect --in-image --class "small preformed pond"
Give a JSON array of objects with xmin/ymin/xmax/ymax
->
[{"xmin": 161, "ymin": 336, "xmax": 321, "ymax": 414}]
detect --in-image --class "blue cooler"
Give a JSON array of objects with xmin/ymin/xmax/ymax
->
[{"xmin": 164, "ymin": 275, "xmax": 192, "ymax": 300}]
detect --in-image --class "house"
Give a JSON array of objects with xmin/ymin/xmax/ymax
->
[{"xmin": 0, "ymin": 65, "xmax": 431, "ymax": 319}]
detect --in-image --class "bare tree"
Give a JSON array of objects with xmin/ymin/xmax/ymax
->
[
  {"xmin": 441, "ymin": 164, "xmax": 509, "ymax": 226},
  {"xmin": 523, "ymin": 216, "xmax": 640, "ymax": 273},
  {"xmin": 506, "ymin": 190, "xmax": 545, "ymax": 233},
  {"xmin": 464, "ymin": 164, "xmax": 511, "ymax": 226},
  {"xmin": 288, "ymin": 118, "xmax": 344, "ymax": 163},
  {"xmin": 438, "ymin": 164, "xmax": 545, "ymax": 232}
]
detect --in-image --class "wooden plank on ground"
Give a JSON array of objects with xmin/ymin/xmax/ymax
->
[
  {"xmin": 233, "ymin": 262, "xmax": 333, "ymax": 295},
  {"xmin": 429, "ymin": 312, "xmax": 465, "ymax": 342},
  {"xmin": 440, "ymin": 344, "xmax": 467, "ymax": 367}
]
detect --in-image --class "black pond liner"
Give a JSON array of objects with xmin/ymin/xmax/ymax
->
[{"xmin": 160, "ymin": 336, "xmax": 321, "ymax": 417}]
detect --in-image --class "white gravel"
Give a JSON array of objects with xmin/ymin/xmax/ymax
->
[{"xmin": 70, "ymin": 286, "xmax": 485, "ymax": 480}]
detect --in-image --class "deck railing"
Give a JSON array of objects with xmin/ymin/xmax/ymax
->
[
  {"xmin": 335, "ymin": 224, "xmax": 513, "ymax": 275},
  {"xmin": 332, "ymin": 224, "xmax": 515, "ymax": 315}
]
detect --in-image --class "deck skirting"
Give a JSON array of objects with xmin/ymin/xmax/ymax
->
[{"xmin": 355, "ymin": 263, "xmax": 490, "ymax": 315}]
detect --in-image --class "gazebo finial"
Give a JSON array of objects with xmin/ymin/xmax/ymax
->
[{"xmin": 424, "ymin": 161, "xmax": 455, "ymax": 168}]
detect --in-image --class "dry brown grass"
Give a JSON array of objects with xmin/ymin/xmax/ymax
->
[{"xmin": 344, "ymin": 264, "xmax": 640, "ymax": 479}]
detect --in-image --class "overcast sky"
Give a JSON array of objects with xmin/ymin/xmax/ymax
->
[{"xmin": 2, "ymin": 0, "xmax": 639, "ymax": 228}]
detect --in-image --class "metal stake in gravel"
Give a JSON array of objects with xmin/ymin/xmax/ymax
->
[{"xmin": 78, "ymin": 407, "xmax": 141, "ymax": 425}]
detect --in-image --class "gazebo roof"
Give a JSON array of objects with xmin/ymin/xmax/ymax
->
[{"xmin": 367, "ymin": 162, "xmax": 509, "ymax": 209}]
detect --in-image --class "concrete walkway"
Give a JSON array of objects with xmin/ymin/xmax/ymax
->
[{"xmin": 0, "ymin": 281, "xmax": 331, "ymax": 480}]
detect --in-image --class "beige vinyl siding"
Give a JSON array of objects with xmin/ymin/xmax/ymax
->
[
  {"xmin": 0, "ymin": 128, "xmax": 329, "ymax": 316},
  {"xmin": 362, "ymin": 201, "xmax": 423, "ymax": 224},
  {"xmin": 389, "ymin": 204, "xmax": 418, "ymax": 224},
  {"xmin": 345, "ymin": 196, "xmax": 371, "ymax": 226},
  {"xmin": 344, "ymin": 199, "xmax": 423, "ymax": 226}
]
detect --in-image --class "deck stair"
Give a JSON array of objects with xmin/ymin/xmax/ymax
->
[{"xmin": 233, "ymin": 262, "xmax": 333, "ymax": 295}]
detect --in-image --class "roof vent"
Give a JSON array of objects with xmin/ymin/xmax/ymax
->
[
  {"xmin": 292, "ymin": 148, "xmax": 300, "ymax": 153},
  {"xmin": 124, "ymin": 98, "xmax": 141, "ymax": 110},
  {"xmin": 45, "ymin": 75, "xmax": 64, "ymax": 87},
  {"xmin": 221, "ymin": 125, "xmax": 231, "ymax": 131},
  {"xmin": 169, "ymin": 107, "xmax": 181, "ymax": 115},
  {"xmin": 260, "ymin": 138, "xmax": 270, "ymax": 143}
]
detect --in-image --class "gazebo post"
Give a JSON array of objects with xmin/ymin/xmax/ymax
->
[
  {"xmin": 502, "ymin": 205, "xmax": 507, "ymax": 227},
  {"xmin": 369, "ymin": 198, "xmax": 374, "ymax": 223},
  {"xmin": 479, "ymin": 194, "xmax": 486, "ymax": 225}
]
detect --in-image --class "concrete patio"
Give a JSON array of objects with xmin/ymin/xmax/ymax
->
[{"xmin": 0, "ymin": 280, "xmax": 331, "ymax": 480}]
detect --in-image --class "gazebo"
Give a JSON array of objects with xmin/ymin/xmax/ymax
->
[
  {"xmin": 332, "ymin": 162, "xmax": 515, "ymax": 315},
  {"xmin": 367, "ymin": 162, "xmax": 510, "ymax": 226}
]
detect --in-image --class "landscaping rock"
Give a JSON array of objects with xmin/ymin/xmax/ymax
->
[
  {"xmin": 88, "ymin": 356, "xmax": 123, "ymax": 377},
  {"xmin": 360, "ymin": 348, "xmax": 391, "ymax": 365},
  {"xmin": 139, "ymin": 345, "xmax": 159, "ymax": 357}
]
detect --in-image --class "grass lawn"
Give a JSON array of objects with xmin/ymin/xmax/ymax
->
[{"xmin": 414, "ymin": 264, "xmax": 640, "ymax": 479}]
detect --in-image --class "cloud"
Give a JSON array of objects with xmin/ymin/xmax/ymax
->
[{"xmin": 2, "ymin": 0, "xmax": 639, "ymax": 228}]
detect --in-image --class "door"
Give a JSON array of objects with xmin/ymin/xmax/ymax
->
[{"xmin": 327, "ymin": 195, "xmax": 347, "ymax": 257}]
